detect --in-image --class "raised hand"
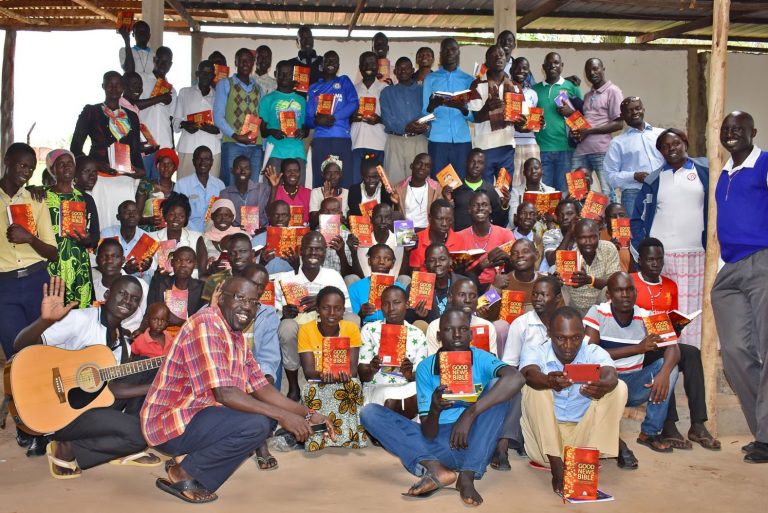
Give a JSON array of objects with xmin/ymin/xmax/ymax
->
[{"xmin": 41, "ymin": 277, "xmax": 78, "ymax": 322}]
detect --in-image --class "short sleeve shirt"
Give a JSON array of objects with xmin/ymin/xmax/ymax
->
[
  {"xmin": 359, "ymin": 320, "xmax": 429, "ymax": 385},
  {"xmin": 297, "ymin": 320, "xmax": 362, "ymax": 371}
]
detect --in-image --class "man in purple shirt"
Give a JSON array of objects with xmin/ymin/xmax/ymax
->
[{"xmin": 572, "ymin": 58, "xmax": 624, "ymax": 202}]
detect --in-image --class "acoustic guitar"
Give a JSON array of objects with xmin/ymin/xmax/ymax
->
[{"xmin": 6, "ymin": 345, "xmax": 163, "ymax": 434}]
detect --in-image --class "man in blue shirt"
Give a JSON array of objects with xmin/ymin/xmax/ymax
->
[
  {"xmin": 173, "ymin": 146, "xmax": 225, "ymax": 232},
  {"xmin": 520, "ymin": 306, "xmax": 626, "ymax": 495},
  {"xmin": 306, "ymin": 51, "xmax": 359, "ymax": 189},
  {"xmin": 422, "ymin": 38, "xmax": 474, "ymax": 179},
  {"xmin": 361, "ymin": 306, "xmax": 524, "ymax": 506},
  {"xmin": 380, "ymin": 57, "xmax": 429, "ymax": 185}
]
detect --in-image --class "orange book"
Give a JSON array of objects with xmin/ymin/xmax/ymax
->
[
  {"xmin": 139, "ymin": 123, "xmax": 158, "ymax": 147},
  {"xmin": 112, "ymin": 142, "xmax": 133, "ymax": 174},
  {"xmin": 504, "ymin": 92, "xmax": 524, "ymax": 122},
  {"xmin": 321, "ymin": 336, "xmax": 351, "ymax": 377},
  {"xmin": 611, "ymin": 217, "xmax": 631, "ymax": 248},
  {"xmin": 349, "ymin": 215, "xmax": 374, "ymax": 247},
  {"xmin": 566, "ymin": 169, "xmax": 589, "ymax": 200},
  {"xmin": 239, "ymin": 114, "xmax": 261, "ymax": 140},
  {"xmin": 213, "ymin": 64, "xmax": 229, "ymax": 84},
  {"xmin": 522, "ymin": 191, "xmax": 561, "ymax": 215},
  {"xmin": 358, "ymin": 97, "xmax": 377, "ymax": 118},
  {"xmin": 164, "ymin": 288, "xmax": 188, "ymax": 320},
  {"xmin": 59, "ymin": 200, "xmax": 87, "ymax": 238},
  {"xmin": 156, "ymin": 239, "xmax": 176, "ymax": 273},
  {"xmin": 565, "ymin": 111, "xmax": 592, "ymax": 131},
  {"xmin": 556, "ymin": 250, "xmax": 581, "ymax": 287},
  {"xmin": 187, "ymin": 110, "xmax": 214, "ymax": 125},
  {"xmin": 436, "ymin": 164, "xmax": 462, "ymax": 189},
  {"xmin": 408, "ymin": 271, "xmax": 436, "ymax": 310},
  {"xmin": 260, "ymin": 281, "xmax": 275, "ymax": 307},
  {"xmin": 368, "ymin": 273, "xmax": 395, "ymax": 310},
  {"xmin": 473, "ymin": 62, "xmax": 488, "ymax": 79},
  {"xmin": 240, "ymin": 206, "xmax": 260, "ymax": 234},
  {"xmin": 439, "ymin": 351, "xmax": 474, "ymax": 395},
  {"xmin": 318, "ymin": 214, "xmax": 341, "ymax": 244},
  {"xmin": 378, "ymin": 323, "xmax": 407, "ymax": 366},
  {"xmin": 150, "ymin": 78, "xmax": 172, "ymax": 98},
  {"xmin": 151, "ymin": 198, "xmax": 166, "ymax": 228},
  {"xmin": 116, "ymin": 10, "xmax": 134, "ymax": 32},
  {"xmin": 377, "ymin": 58, "xmax": 391, "ymax": 81},
  {"xmin": 7, "ymin": 204, "xmax": 37, "ymax": 236},
  {"xmin": 375, "ymin": 165, "xmax": 393, "ymax": 194},
  {"xmin": 316, "ymin": 94, "xmax": 337, "ymax": 115},
  {"xmin": 470, "ymin": 325, "xmax": 491, "ymax": 352},
  {"xmin": 293, "ymin": 65, "xmax": 310, "ymax": 93},
  {"xmin": 643, "ymin": 312, "xmax": 678, "ymax": 347},
  {"xmin": 360, "ymin": 199, "xmax": 378, "ymax": 218},
  {"xmin": 266, "ymin": 226, "xmax": 309, "ymax": 258},
  {"xmin": 497, "ymin": 239, "xmax": 516, "ymax": 256},
  {"xmin": 499, "ymin": 290, "xmax": 526, "ymax": 323},
  {"xmin": 289, "ymin": 205, "xmax": 304, "ymax": 226},
  {"xmin": 563, "ymin": 447, "xmax": 600, "ymax": 501},
  {"xmin": 495, "ymin": 167, "xmax": 511, "ymax": 193},
  {"xmin": 449, "ymin": 249, "xmax": 485, "ymax": 266},
  {"xmin": 279, "ymin": 280, "xmax": 309, "ymax": 311},
  {"xmin": 126, "ymin": 233, "xmax": 159, "ymax": 264},
  {"xmin": 278, "ymin": 110, "xmax": 298, "ymax": 137},
  {"xmin": 525, "ymin": 107, "xmax": 543, "ymax": 131},
  {"xmin": 203, "ymin": 196, "xmax": 219, "ymax": 224},
  {"xmin": 582, "ymin": 191, "xmax": 609, "ymax": 220}
]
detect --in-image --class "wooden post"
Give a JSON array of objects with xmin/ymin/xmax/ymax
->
[
  {"xmin": 142, "ymin": 0, "xmax": 164, "ymax": 51},
  {"xmin": 191, "ymin": 31, "xmax": 203, "ymax": 83},
  {"xmin": 701, "ymin": 0, "xmax": 730, "ymax": 436},
  {"xmin": 1, "ymin": 30, "xmax": 16, "ymax": 158},
  {"xmin": 494, "ymin": 0, "xmax": 517, "ymax": 37}
]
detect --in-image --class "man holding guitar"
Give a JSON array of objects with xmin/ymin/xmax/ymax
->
[{"xmin": 14, "ymin": 275, "xmax": 162, "ymax": 478}]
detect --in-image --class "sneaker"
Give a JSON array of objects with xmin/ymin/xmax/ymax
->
[{"xmin": 744, "ymin": 441, "xmax": 768, "ymax": 464}]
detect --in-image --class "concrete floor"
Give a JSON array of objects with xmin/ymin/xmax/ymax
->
[{"xmin": 1, "ymin": 427, "xmax": 766, "ymax": 513}]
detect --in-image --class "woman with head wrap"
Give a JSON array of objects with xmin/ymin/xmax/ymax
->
[
  {"xmin": 195, "ymin": 198, "xmax": 247, "ymax": 277},
  {"xmin": 136, "ymin": 147, "xmax": 178, "ymax": 232},
  {"xmin": 308, "ymin": 155, "xmax": 349, "ymax": 226}
]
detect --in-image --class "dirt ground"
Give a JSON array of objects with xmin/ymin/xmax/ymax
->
[{"xmin": 1, "ymin": 426, "xmax": 765, "ymax": 513}]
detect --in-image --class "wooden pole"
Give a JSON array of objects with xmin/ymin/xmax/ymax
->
[
  {"xmin": 143, "ymin": 0, "xmax": 164, "ymax": 51},
  {"xmin": 191, "ymin": 31, "xmax": 203, "ymax": 83},
  {"xmin": 1, "ymin": 29, "xmax": 16, "ymax": 159},
  {"xmin": 701, "ymin": 0, "xmax": 730, "ymax": 437},
  {"xmin": 494, "ymin": 0, "xmax": 517, "ymax": 37}
]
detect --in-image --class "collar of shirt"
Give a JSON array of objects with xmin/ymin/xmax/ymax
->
[
  {"xmin": 723, "ymin": 145, "xmax": 762, "ymax": 174},
  {"xmin": 133, "ymin": 45, "xmax": 151, "ymax": 53},
  {"xmin": 662, "ymin": 158, "xmax": 695, "ymax": 173},
  {"xmin": 513, "ymin": 228, "xmax": 534, "ymax": 241},
  {"xmin": 625, "ymin": 122, "xmax": 654, "ymax": 135},
  {"xmin": 592, "ymin": 80, "xmax": 614, "ymax": 94},
  {"xmin": 544, "ymin": 339, "xmax": 588, "ymax": 367},
  {"xmin": 541, "ymin": 77, "xmax": 566, "ymax": 87},
  {"xmin": 231, "ymin": 74, "xmax": 256, "ymax": 88}
]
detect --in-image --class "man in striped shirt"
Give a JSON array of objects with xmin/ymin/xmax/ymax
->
[{"xmin": 584, "ymin": 272, "xmax": 680, "ymax": 468}]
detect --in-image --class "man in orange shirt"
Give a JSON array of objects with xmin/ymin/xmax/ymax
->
[{"xmin": 407, "ymin": 199, "xmax": 463, "ymax": 272}]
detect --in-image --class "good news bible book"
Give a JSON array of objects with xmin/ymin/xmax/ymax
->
[
  {"xmin": 378, "ymin": 324, "xmax": 407, "ymax": 367},
  {"xmin": 439, "ymin": 351, "xmax": 481, "ymax": 403},
  {"xmin": 561, "ymin": 446, "xmax": 613, "ymax": 503},
  {"xmin": 321, "ymin": 336, "xmax": 351, "ymax": 378}
]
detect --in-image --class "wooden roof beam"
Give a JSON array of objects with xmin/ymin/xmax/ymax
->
[
  {"xmin": 517, "ymin": 0, "xmax": 572, "ymax": 30},
  {"xmin": 635, "ymin": 15, "xmax": 714, "ymax": 43},
  {"xmin": 70, "ymin": 0, "xmax": 116, "ymax": 21},
  {"xmin": 166, "ymin": 0, "xmax": 201, "ymax": 32},
  {"xmin": 0, "ymin": 6, "xmax": 46, "ymax": 25},
  {"xmin": 347, "ymin": 0, "xmax": 367, "ymax": 36}
]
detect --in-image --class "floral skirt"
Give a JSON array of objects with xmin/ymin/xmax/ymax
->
[{"xmin": 302, "ymin": 378, "xmax": 368, "ymax": 451}]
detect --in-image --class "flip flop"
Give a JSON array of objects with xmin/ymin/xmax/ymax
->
[
  {"xmin": 110, "ymin": 451, "xmax": 163, "ymax": 467},
  {"xmin": 164, "ymin": 458, "xmax": 177, "ymax": 473},
  {"xmin": 156, "ymin": 478, "xmax": 218, "ymax": 504},
  {"xmin": 401, "ymin": 471, "xmax": 457, "ymax": 499},
  {"xmin": 637, "ymin": 435, "xmax": 673, "ymax": 453},
  {"xmin": 688, "ymin": 432, "xmax": 722, "ymax": 451},
  {"xmin": 528, "ymin": 460, "xmax": 550, "ymax": 471},
  {"xmin": 255, "ymin": 455, "xmax": 279, "ymax": 471},
  {"xmin": 663, "ymin": 436, "xmax": 693, "ymax": 450},
  {"xmin": 46, "ymin": 441, "xmax": 81, "ymax": 480}
]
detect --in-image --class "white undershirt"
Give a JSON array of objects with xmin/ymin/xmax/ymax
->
[
  {"xmin": 406, "ymin": 183, "xmax": 429, "ymax": 229},
  {"xmin": 649, "ymin": 167, "xmax": 705, "ymax": 251}
]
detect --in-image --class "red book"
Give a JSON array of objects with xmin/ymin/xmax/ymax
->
[
  {"xmin": 500, "ymin": 290, "xmax": 526, "ymax": 323},
  {"xmin": 164, "ymin": 288, "xmax": 188, "ymax": 320},
  {"xmin": 378, "ymin": 323, "xmax": 407, "ymax": 366},
  {"xmin": 187, "ymin": 110, "xmax": 214, "ymax": 125},
  {"xmin": 289, "ymin": 205, "xmax": 304, "ymax": 226},
  {"xmin": 318, "ymin": 214, "xmax": 341, "ymax": 244},
  {"xmin": 240, "ymin": 206, "xmax": 260, "ymax": 235},
  {"xmin": 349, "ymin": 215, "xmax": 373, "ymax": 247},
  {"xmin": 112, "ymin": 142, "xmax": 133, "ymax": 174},
  {"xmin": 436, "ymin": 164, "xmax": 462, "ymax": 189},
  {"xmin": 504, "ymin": 92, "xmax": 524, "ymax": 122},
  {"xmin": 563, "ymin": 447, "xmax": 600, "ymax": 501},
  {"xmin": 377, "ymin": 58, "xmax": 391, "ymax": 81},
  {"xmin": 260, "ymin": 281, "xmax": 275, "ymax": 307},
  {"xmin": 522, "ymin": 191, "xmax": 561, "ymax": 215},
  {"xmin": 375, "ymin": 165, "xmax": 393, "ymax": 194},
  {"xmin": 203, "ymin": 196, "xmax": 219, "ymax": 224},
  {"xmin": 565, "ymin": 111, "xmax": 592, "ymax": 131},
  {"xmin": 495, "ymin": 167, "xmax": 511, "ymax": 193},
  {"xmin": 59, "ymin": 200, "xmax": 87, "ymax": 237},
  {"xmin": 525, "ymin": 107, "xmax": 543, "ymax": 131},
  {"xmin": 239, "ymin": 114, "xmax": 261, "ymax": 140},
  {"xmin": 358, "ymin": 97, "xmax": 377, "ymax": 118},
  {"xmin": 316, "ymin": 94, "xmax": 337, "ymax": 115},
  {"xmin": 470, "ymin": 325, "xmax": 491, "ymax": 353},
  {"xmin": 126, "ymin": 233, "xmax": 159, "ymax": 264},
  {"xmin": 564, "ymin": 364, "xmax": 600, "ymax": 383},
  {"xmin": 360, "ymin": 199, "xmax": 378, "ymax": 218},
  {"xmin": 139, "ymin": 123, "xmax": 158, "ymax": 147},
  {"xmin": 7, "ymin": 204, "xmax": 37, "ymax": 236},
  {"xmin": 322, "ymin": 336, "xmax": 351, "ymax": 377},
  {"xmin": 293, "ymin": 65, "xmax": 310, "ymax": 93},
  {"xmin": 566, "ymin": 169, "xmax": 589, "ymax": 200},
  {"xmin": 278, "ymin": 110, "xmax": 298, "ymax": 137},
  {"xmin": 408, "ymin": 271, "xmax": 436, "ymax": 310},
  {"xmin": 150, "ymin": 78, "xmax": 173, "ymax": 97},
  {"xmin": 368, "ymin": 273, "xmax": 395, "ymax": 310},
  {"xmin": 115, "ymin": 10, "xmax": 134, "ymax": 32},
  {"xmin": 156, "ymin": 239, "xmax": 176, "ymax": 273},
  {"xmin": 266, "ymin": 226, "xmax": 309, "ymax": 258},
  {"xmin": 643, "ymin": 312, "xmax": 679, "ymax": 347},
  {"xmin": 611, "ymin": 217, "xmax": 632, "ymax": 248},
  {"xmin": 556, "ymin": 250, "xmax": 581, "ymax": 287},
  {"xmin": 582, "ymin": 191, "xmax": 609, "ymax": 220},
  {"xmin": 279, "ymin": 280, "xmax": 309, "ymax": 311},
  {"xmin": 439, "ymin": 351, "xmax": 474, "ymax": 396},
  {"xmin": 151, "ymin": 198, "xmax": 166, "ymax": 228},
  {"xmin": 213, "ymin": 64, "xmax": 229, "ymax": 84}
]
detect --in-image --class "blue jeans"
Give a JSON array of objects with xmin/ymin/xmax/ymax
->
[
  {"xmin": 428, "ymin": 141, "xmax": 472, "ymax": 180},
  {"xmin": 220, "ymin": 142, "xmax": 264, "ymax": 187},
  {"xmin": 360, "ymin": 400, "xmax": 509, "ymax": 479},
  {"xmin": 572, "ymin": 153, "xmax": 615, "ymax": 202},
  {"xmin": 620, "ymin": 358, "xmax": 679, "ymax": 435},
  {"xmin": 0, "ymin": 266, "xmax": 48, "ymax": 358},
  {"xmin": 620, "ymin": 188, "xmax": 641, "ymax": 217},
  {"xmin": 539, "ymin": 150, "xmax": 573, "ymax": 193},
  {"xmin": 142, "ymin": 154, "xmax": 158, "ymax": 181},
  {"xmin": 482, "ymin": 145, "xmax": 515, "ymax": 182},
  {"xmin": 352, "ymin": 148, "xmax": 385, "ymax": 187}
]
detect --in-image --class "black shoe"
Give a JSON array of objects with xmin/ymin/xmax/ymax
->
[
  {"xmin": 617, "ymin": 445, "xmax": 639, "ymax": 470},
  {"xmin": 25, "ymin": 436, "xmax": 49, "ymax": 457},
  {"xmin": 16, "ymin": 428, "xmax": 33, "ymax": 448},
  {"xmin": 742, "ymin": 441, "xmax": 756, "ymax": 453},
  {"xmin": 744, "ymin": 442, "xmax": 768, "ymax": 464}
]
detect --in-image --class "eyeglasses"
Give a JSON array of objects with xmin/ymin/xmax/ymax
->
[{"xmin": 220, "ymin": 291, "xmax": 259, "ymax": 307}]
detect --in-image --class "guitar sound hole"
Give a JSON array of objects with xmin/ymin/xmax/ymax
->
[{"xmin": 75, "ymin": 365, "xmax": 102, "ymax": 393}]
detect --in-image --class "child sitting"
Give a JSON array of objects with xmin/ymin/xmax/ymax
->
[{"xmin": 132, "ymin": 303, "xmax": 173, "ymax": 357}]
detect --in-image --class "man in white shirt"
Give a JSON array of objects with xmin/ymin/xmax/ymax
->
[
  {"xmin": 351, "ymin": 51, "xmax": 388, "ymax": 186},
  {"xmin": 174, "ymin": 60, "xmax": 222, "ymax": 179},
  {"xmin": 253, "ymin": 45, "xmax": 277, "ymax": 96},
  {"xmin": 119, "ymin": 21, "xmax": 153, "ymax": 74}
]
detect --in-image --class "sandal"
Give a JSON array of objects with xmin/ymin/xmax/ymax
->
[
  {"xmin": 46, "ymin": 441, "xmax": 81, "ymax": 480},
  {"xmin": 528, "ymin": 460, "xmax": 550, "ymax": 471},
  {"xmin": 110, "ymin": 451, "xmax": 163, "ymax": 467},
  {"xmin": 401, "ymin": 471, "xmax": 457, "ymax": 499},
  {"xmin": 688, "ymin": 431, "xmax": 722, "ymax": 451},
  {"xmin": 663, "ymin": 436, "xmax": 693, "ymax": 450},
  {"xmin": 255, "ymin": 455, "xmax": 279, "ymax": 471},
  {"xmin": 637, "ymin": 434, "xmax": 673, "ymax": 453},
  {"xmin": 156, "ymin": 478, "xmax": 218, "ymax": 504}
]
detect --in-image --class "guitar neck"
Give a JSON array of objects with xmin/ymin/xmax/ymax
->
[{"xmin": 98, "ymin": 356, "xmax": 164, "ymax": 382}]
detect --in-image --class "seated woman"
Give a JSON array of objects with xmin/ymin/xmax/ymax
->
[
  {"xmin": 196, "ymin": 198, "xmax": 247, "ymax": 278},
  {"xmin": 136, "ymin": 148, "xmax": 176, "ymax": 233},
  {"xmin": 358, "ymin": 286, "xmax": 428, "ymax": 418},
  {"xmin": 266, "ymin": 158, "xmax": 311, "ymax": 225},
  {"xmin": 348, "ymin": 244, "xmax": 407, "ymax": 324},
  {"xmin": 297, "ymin": 286, "xmax": 367, "ymax": 451},
  {"xmin": 150, "ymin": 192, "xmax": 203, "ymax": 278},
  {"xmin": 147, "ymin": 246, "xmax": 204, "ymax": 331},
  {"xmin": 309, "ymin": 155, "xmax": 349, "ymax": 226}
]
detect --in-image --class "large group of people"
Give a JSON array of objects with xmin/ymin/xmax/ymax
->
[{"xmin": 1, "ymin": 22, "xmax": 766, "ymax": 508}]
